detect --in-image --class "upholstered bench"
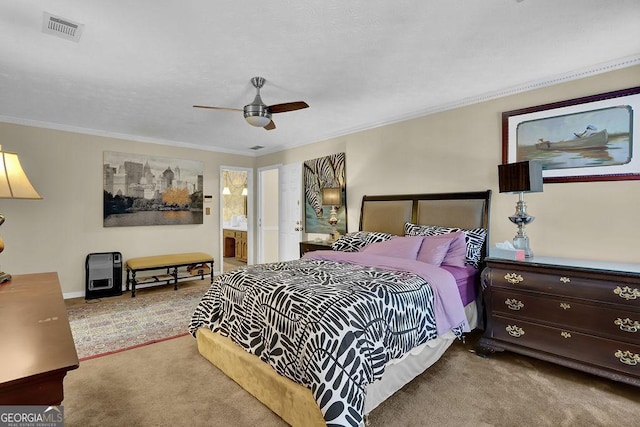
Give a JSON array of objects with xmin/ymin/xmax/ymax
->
[{"xmin": 125, "ymin": 252, "xmax": 214, "ymax": 297}]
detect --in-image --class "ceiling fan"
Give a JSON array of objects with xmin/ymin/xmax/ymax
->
[{"xmin": 193, "ymin": 77, "xmax": 309, "ymax": 131}]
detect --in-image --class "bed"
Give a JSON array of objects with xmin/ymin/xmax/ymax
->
[{"xmin": 189, "ymin": 190, "xmax": 491, "ymax": 427}]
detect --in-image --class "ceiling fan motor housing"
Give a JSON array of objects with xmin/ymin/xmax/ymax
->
[{"xmin": 244, "ymin": 91, "xmax": 272, "ymax": 127}]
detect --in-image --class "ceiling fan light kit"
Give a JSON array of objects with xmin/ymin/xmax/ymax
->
[
  {"xmin": 244, "ymin": 77, "xmax": 272, "ymax": 127},
  {"xmin": 194, "ymin": 77, "xmax": 309, "ymax": 131},
  {"xmin": 244, "ymin": 105, "xmax": 272, "ymax": 127}
]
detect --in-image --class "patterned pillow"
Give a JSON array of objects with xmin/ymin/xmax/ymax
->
[
  {"xmin": 404, "ymin": 222, "xmax": 487, "ymax": 268},
  {"xmin": 331, "ymin": 231, "xmax": 396, "ymax": 252}
]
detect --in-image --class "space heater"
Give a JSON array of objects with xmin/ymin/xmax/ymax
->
[{"xmin": 85, "ymin": 252, "xmax": 123, "ymax": 299}]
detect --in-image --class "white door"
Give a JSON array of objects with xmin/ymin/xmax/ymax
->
[
  {"xmin": 257, "ymin": 166, "xmax": 280, "ymax": 264},
  {"xmin": 278, "ymin": 162, "xmax": 303, "ymax": 261}
]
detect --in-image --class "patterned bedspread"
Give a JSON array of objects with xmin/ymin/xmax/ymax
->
[{"xmin": 189, "ymin": 253, "xmax": 468, "ymax": 427}]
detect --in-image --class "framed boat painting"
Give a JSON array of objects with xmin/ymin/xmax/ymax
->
[{"xmin": 502, "ymin": 86, "xmax": 640, "ymax": 183}]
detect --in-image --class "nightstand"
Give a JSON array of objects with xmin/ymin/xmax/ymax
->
[
  {"xmin": 477, "ymin": 256, "xmax": 640, "ymax": 387},
  {"xmin": 299, "ymin": 240, "xmax": 333, "ymax": 257}
]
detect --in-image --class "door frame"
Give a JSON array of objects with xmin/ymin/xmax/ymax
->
[{"xmin": 219, "ymin": 165, "xmax": 253, "ymax": 273}]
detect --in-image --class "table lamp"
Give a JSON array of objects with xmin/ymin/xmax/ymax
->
[
  {"xmin": 0, "ymin": 145, "xmax": 42, "ymax": 283},
  {"xmin": 322, "ymin": 187, "xmax": 342, "ymax": 241},
  {"xmin": 498, "ymin": 160, "xmax": 543, "ymax": 258}
]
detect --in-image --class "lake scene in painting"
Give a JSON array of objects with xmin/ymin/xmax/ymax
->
[
  {"xmin": 104, "ymin": 210, "xmax": 203, "ymax": 227},
  {"xmin": 515, "ymin": 105, "xmax": 632, "ymax": 171}
]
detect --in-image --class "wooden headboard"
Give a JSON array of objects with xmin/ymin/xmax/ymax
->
[{"xmin": 359, "ymin": 190, "xmax": 492, "ymax": 260}]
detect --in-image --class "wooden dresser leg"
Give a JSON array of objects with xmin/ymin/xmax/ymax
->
[{"xmin": 476, "ymin": 337, "xmax": 504, "ymax": 358}]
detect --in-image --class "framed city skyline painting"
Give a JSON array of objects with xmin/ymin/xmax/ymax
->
[{"xmin": 103, "ymin": 151, "xmax": 204, "ymax": 227}]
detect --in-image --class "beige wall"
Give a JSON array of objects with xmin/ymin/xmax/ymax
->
[
  {"xmin": 2, "ymin": 65, "xmax": 638, "ymax": 297},
  {"xmin": 257, "ymin": 65, "xmax": 640, "ymax": 264},
  {"xmin": 0, "ymin": 123, "xmax": 253, "ymax": 295}
]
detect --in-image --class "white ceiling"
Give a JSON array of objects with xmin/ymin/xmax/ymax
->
[{"xmin": 1, "ymin": 1, "xmax": 639, "ymax": 156}]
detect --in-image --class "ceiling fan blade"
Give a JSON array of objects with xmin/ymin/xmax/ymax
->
[
  {"xmin": 193, "ymin": 105, "xmax": 243, "ymax": 112},
  {"xmin": 268, "ymin": 101, "xmax": 309, "ymax": 114},
  {"xmin": 264, "ymin": 120, "xmax": 276, "ymax": 131}
]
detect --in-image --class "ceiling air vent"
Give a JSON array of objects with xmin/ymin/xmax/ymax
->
[
  {"xmin": 249, "ymin": 145, "xmax": 265, "ymax": 151},
  {"xmin": 42, "ymin": 12, "xmax": 84, "ymax": 42}
]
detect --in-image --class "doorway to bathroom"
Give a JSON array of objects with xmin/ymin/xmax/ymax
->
[{"xmin": 220, "ymin": 167, "xmax": 252, "ymax": 273}]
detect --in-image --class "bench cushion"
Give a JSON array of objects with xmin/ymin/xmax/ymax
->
[{"xmin": 126, "ymin": 252, "xmax": 213, "ymax": 270}]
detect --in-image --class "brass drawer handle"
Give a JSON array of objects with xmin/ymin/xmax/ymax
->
[
  {"xmin": 559, "ymin": 276, "xmax": 570, "ymax": 283},
  {"xmin": 560, "ymin": 303, "xmax": 571, "ymax": 310},
  {"xmin": 614, "ymin": 350, "xmax": 640, "ymax": 366},
  {"xmin": 505, "ymin": 298, "xmax": 524, "ymax": 311},
  {"xmin": 614, "ymin": 318, "xmax": 640, "ymax": 333},
  {"xmin": 561, "ymin": 331, "xmax": 571, "ymax": 338},
  {"xmin": 506, "ymin": 325, "xmax": 525, "ymax": 338},
  {"xmin": 613, "ymin": 286, "xmax": 640, "ymax": 301},
  {"xmin": 504, "ymin": 273, "xmax": 524, "ymax": 284}
]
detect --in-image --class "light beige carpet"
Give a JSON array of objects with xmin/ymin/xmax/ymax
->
[{"xmin": 62, "ymin": 331, "xmax": 640, "ymax": 426}]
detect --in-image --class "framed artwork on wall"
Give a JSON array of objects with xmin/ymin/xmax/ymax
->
[
  {"xmin": 303, "ymin": 153, "xmax": 346, "ymax": 235},
  {"xmin": 502, "ymin": 86, "xmax": 640, "ymax": 183},
  {"xmin": 103, "ymin": 151, "xmax": 204, "ymax": 227}
]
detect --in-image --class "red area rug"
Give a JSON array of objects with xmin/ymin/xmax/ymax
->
[{"xmin": 67, "ymin": 284, "xmax": 207, "ymax": 360}]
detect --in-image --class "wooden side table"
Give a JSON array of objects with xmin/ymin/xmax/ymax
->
[
  {"xmin": 478, "ymin": 256, "xmax": 640, "ymax": 387},
  {"xmin": 299, "ymin": 240, "xmax": 333, "ymax": 257},
  {"xmin": 0, "ymin": 272, "xmax": 79, "ymax": 404}
]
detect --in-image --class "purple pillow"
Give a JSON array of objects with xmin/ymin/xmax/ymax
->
[
  {"xmin": 416, "ymin": 235, "xmax": 454, "ymax": 266},
  {"xmin": 361, "ymin": 236, "xmax": 424, "ymax": 260},
  {"xmin": 441, "ymin": 231, "xmax": 467, "ymax": 267}
]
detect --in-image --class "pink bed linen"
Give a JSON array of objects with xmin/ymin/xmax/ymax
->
[{"xmin": 303, "ymin": 250, "xmax": 470, "ymax": 335}]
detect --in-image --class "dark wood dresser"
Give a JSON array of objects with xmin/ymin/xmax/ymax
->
[
  {"xmin": 0, "ymin": 272, "xmax": 79, "ymax": 404},
  {"xmin": 299, "ymin": 240, "xmax": 333, "ymax": 257},
  {"xmin": 478, "ymin": 257, "xmax": 640, "ymax": 387}
]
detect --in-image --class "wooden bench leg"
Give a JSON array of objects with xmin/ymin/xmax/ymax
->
[
  {"xmin": 131, "ymin": 271, "xmax": 137, "ymax": 298},
  {"xmin": 172, "ymin": 267, "xmax": 179, "ymax": 290},
  {"xmin": 210, "ymin": 260, "xmax": 214, "ymax": 284}
]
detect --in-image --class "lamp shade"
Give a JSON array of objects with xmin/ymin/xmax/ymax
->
[
  {"xmin": 498, "ymin": 160, "xmax": 543, "ymax": 193},
  {"xmin": 0, "ymin": 146, "xmax": 42, "ymax": 199},
  {"xmin": 322, "ymin": 187, "xmax": 342, "ymax": 206},
  {"xmin": 222, "ymin": 187, "xmax": 231, "ymax": 195}
]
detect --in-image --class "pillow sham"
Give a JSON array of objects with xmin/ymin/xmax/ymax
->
[
  {"xmin": 331, "ymin": 231, "xmax": 396, "ymax": 252},
  {"xmin": 405, "ymin": 222, "xmax": 486, "ymax": 268},
  {"xmin": 440, "ymin": 231, "xmax": 468, "ymax": 267},
  {"xmin": 416, "ymin": 233, "xmax": 465, "ymax": 267},
  {"xmin": 361, "ymin": 235, "xmax": 424, "ymax": 260}
]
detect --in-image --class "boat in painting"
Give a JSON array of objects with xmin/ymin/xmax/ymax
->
[{"xmin": 535, "ymin": 129, "xmax": 608, "ymax": 151}]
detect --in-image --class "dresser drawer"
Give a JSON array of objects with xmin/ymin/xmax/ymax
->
[
  {"xmin": 491, "ymin": 290, "xmax": 640, "ymax": 343},
  {"xmin": 490, "ymin": 315, "xmax": 640, "ymax": 378},
  {"xmin": 487, "ymin": 267, "xmax": 640, "ymax": 308}
]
